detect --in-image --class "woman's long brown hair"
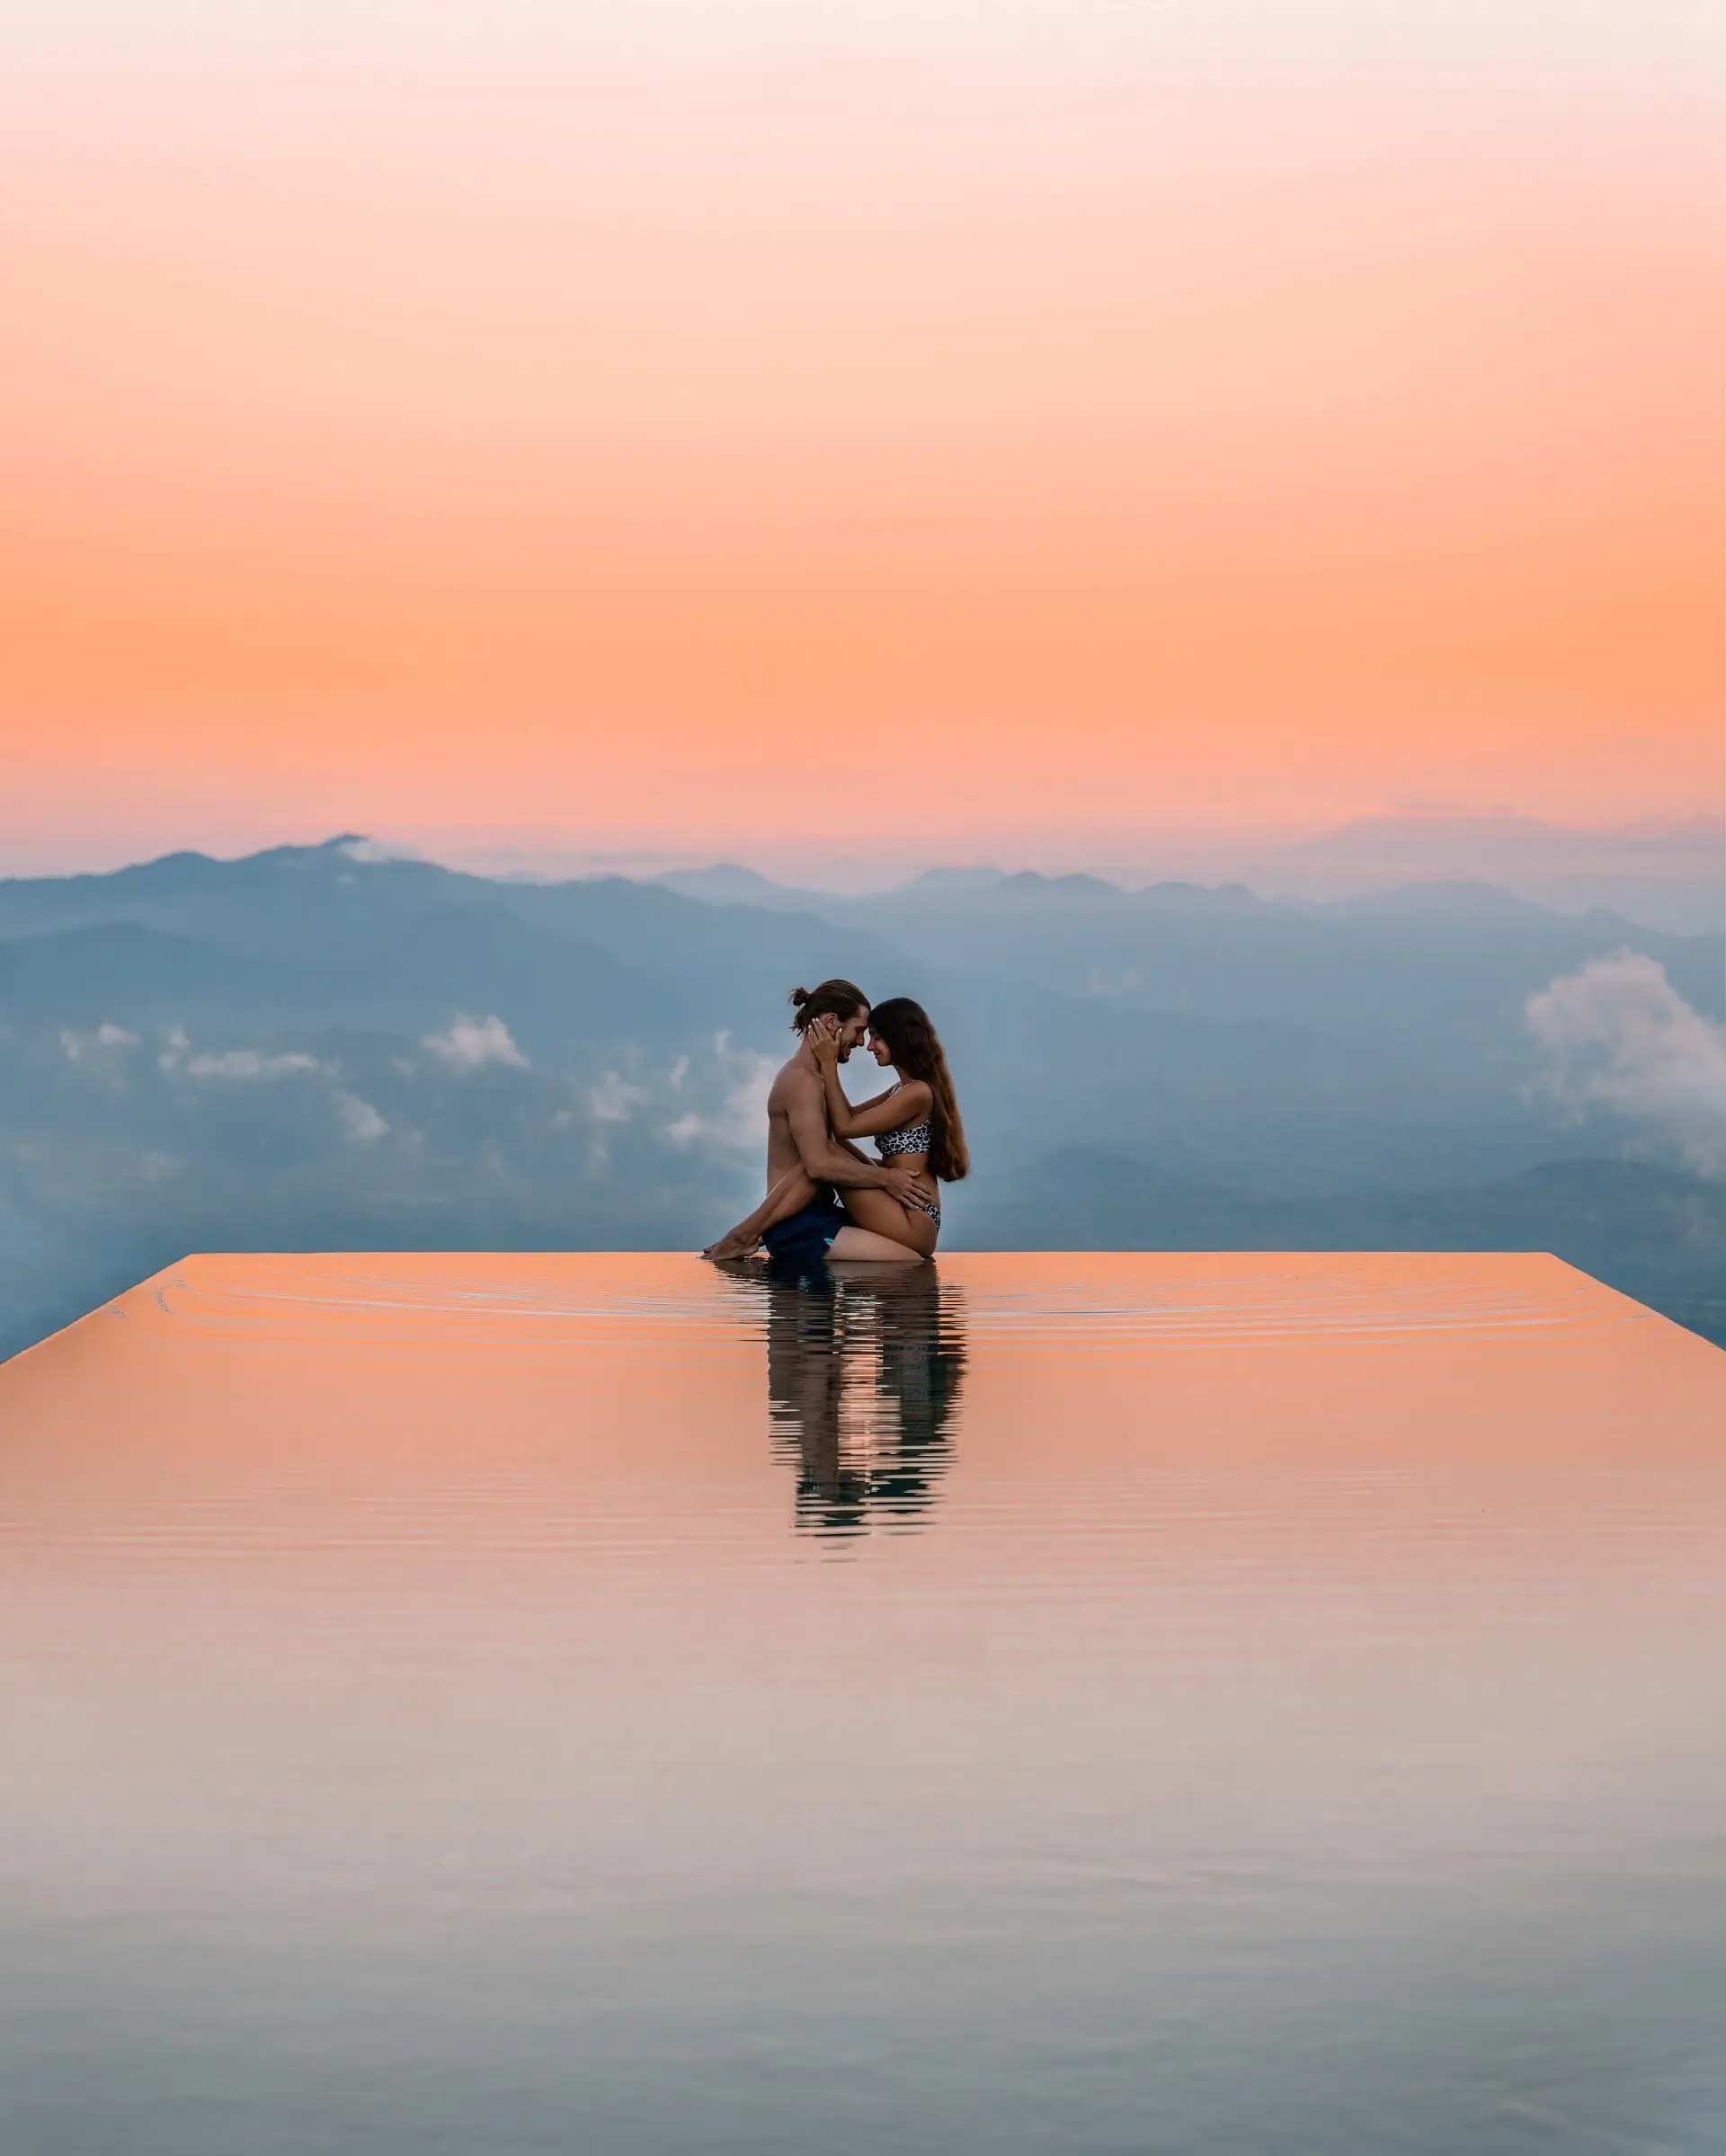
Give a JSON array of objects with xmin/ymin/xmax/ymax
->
[{"xmin": 866, "ymin": 998, "xmax": 969, "ymax": 1183}]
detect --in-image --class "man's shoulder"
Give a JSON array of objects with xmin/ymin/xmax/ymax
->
[{"xmin": 767, "ymin": 1053, "xmax": 819, "ymax": 1106}]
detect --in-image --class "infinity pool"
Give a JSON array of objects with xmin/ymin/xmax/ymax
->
[{"xmin": 3, "ymin": 1252, "xmax": 1724, "ymax": 2152}]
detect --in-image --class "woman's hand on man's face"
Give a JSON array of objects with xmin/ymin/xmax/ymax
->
[{"xmin": 810, "ymin": 1015, "xmax": 841, "ymax": 1067}]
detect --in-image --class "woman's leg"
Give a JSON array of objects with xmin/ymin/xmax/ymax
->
[
  {"xmin": 703, "ymin": 1165, "xmax": 820, "ymax": 1259},
  {"xmin": 833, "ymin": 1184, "xmax": 938, "ymax": 1258},
  {"xmin": 829, "ymin": 1226, "xmax": 926, "ymax": 1263}
]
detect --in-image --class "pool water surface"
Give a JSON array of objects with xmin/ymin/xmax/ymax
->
[{"xmin": 2, "ymin": 1251, "xmax": 1724, "ymax": 2153}]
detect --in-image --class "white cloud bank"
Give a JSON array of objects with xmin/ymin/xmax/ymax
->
[
  {"xmin": 334, "ymin": 1091, "xmax": 388, "ymax": 1143},
  {"xmin": 1526, "ymin": 952, "xmax": 1726, "ymax": 1176},
  {"xmin": 588, "ymin": 1071, "xmax": 648, "ymax": 1123},
  {"xmin": 421, "ymin": 1015, "xmax": 529, "ymax": 1072},
  {"xmin": 664, "ymin": 1034, "xmax": 777, "ymax": 1153},
  {"xmin": 186, "ymin": 1049, "xmax": 325, "ymax": 1080}
]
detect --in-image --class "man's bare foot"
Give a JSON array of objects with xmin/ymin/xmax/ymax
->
[{"xmin": 702, "ymin": 1233, "xmax": 760, "ymax": 1260}]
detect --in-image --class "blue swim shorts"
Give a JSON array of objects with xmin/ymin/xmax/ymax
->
[{"xmin": 761, "ymin": 1187, "xmax": 846, "ymax": 1271}]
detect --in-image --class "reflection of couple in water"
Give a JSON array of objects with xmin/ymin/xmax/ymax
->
[
  {"xmin": 703, "ymin": 980, "xmax": 968, "ymax": 1267},
  {"xmin": 748, "ymin": 1259, "xmax": 966, "ymax": 1540}
]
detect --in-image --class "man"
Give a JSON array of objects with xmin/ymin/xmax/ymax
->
[{"xmin": 703, "ymin": 979, "xmax": 931, "ymax": 1266}]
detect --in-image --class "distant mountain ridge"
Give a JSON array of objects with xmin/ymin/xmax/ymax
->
[
  {"xmin": 655, "ymin": 854, "xmax": 1695, "ymax": 938},
  {"xmin": 1273, "ymin": 812, "xmax": 1723, "ymax": 931},
  {"xmin": 632, "ymin": 808, "xmax": 1723, "ymax": 930}
]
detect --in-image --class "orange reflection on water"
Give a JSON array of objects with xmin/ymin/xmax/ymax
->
[{"xmin": 4, "ymin": 1247, "xmax": 1722, "ymax": 1572}]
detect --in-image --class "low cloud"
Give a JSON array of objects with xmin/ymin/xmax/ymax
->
[
  {"xmin": 663, "ymin": 1042, "xmax": 776, "ymax": 1154},
  {"xmin": 334, "ymin": 1091, "xmax": 388, "ymax": 1143},
  {"xmin": 61, "ymin": 1021, "xmax": 138, "ymax": 1062},
  {"xmin": 336, "ymin": 836, "xmax": 425, "ymax": 865},
  {"xmin": 185, "ymin": 1049, "xmax": 325, "ymax": 1080},
  {"xmin": 157, "ymin": 1028, "xmax": 326, "ymax": 1080},
  {"xmin": 421, "ymin": 1015, "xmax": 529, "ymax": 1072},
  {"xmin": 1526, "ymin": 952, "xmax": 1726, "ymax": 1176},
  {"xmin": 588, "ymin": 1071, "xmax": 648, "ymax": 1124}
]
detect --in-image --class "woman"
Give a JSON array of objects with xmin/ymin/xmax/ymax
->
[{"xmin": 706, "ymin": 997, "xmax": 968, "ymax": 1263}]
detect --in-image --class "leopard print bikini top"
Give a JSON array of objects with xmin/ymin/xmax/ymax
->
[
  {"xmin": 875, "ymin": 1083, "xmax": 930, "ymax": 1158},
  {"xmin": 876, "ymin": 1120, "xmax": 931, "ymax": 1158}
]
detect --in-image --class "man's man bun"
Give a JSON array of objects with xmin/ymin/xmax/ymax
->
[{"xmin": 787, "ymin": 978, "xmax": 869, "ymax": 1033}]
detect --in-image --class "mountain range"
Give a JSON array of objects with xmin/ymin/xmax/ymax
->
[{"xmin": 1, "ymin": 836, "xmax": 1722, "ymax": 1357}]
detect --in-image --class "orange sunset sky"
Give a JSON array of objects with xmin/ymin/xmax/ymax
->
[{"xmin": 2, "ymin": 1, "xmax": 1721, "ymax": 878}]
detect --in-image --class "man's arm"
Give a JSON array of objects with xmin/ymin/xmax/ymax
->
[{"xmin": 785, "ymin": 1074, "xmax": 903, "ymax": 1191}]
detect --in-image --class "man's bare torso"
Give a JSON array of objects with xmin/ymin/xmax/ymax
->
[{"xmin": 765, "ymin": 1051, "xmax": 828, "ymax": 1191}]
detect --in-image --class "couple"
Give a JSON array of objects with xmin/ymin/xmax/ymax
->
[{"xmin": 703, "ymin": 979, "xmax": 967, "ymax": 1267}]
